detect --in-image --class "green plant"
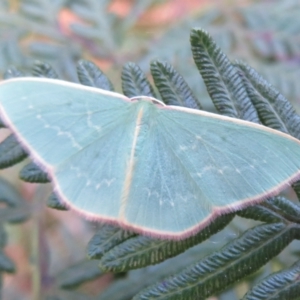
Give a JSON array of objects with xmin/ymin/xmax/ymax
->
[
  {"xmin": 1, "ymin": 27, "xmax": 300, "ymax": 299},
  {"xmin": 0, "ymin": 0, "xmax": 156, "ymax": 81}
]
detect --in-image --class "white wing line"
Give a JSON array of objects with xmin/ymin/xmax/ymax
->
[
  {"xmin": 163, "ymin": 115, "xmax": 265, "ymax": 195},
  {"xmin": 155, "ymin": 133, "xmax": 182, "ymax": 230},
  {"xmin": 159, "ymin": 123, "xmax": 212, "ymax": 211}
]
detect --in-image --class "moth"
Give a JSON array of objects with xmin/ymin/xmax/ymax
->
[{"xmin": 1, "ymin": 78, "xmax": 300, "ymax": 239}]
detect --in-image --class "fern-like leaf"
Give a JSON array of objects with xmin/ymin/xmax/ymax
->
[
  {"xmin": 98, "ymin": 268, "xmax": 162, "ymax": 300},
  {"xmin": 0, "ymin": 251, "xmax": 15, "ymax": 273},
  {"xmin": 0, "ymin": 224, "xmax": 7, "ymax": 248},
  {"xmin": 87, "ymin": 224, "xmax": 135, "ymax": 260},
  {"xmin": 56, "ymin": 260, "xmax": 102, "ymax": 289},
  {"xmin": 236, "ymin": 61, "xmax": 300, "ymax": 138},
  {"xmin": 0, "ymin": 134, "xmax": 28, "ymax": 169},
  {"xmin": 265, "ymin": 197, "xmax": 300, "ymax": 223},
  {"xmin": 150, "ymin": 60, "xmax": 201, "ymax": 109},
  {"xmin": 292, "ymin": 181, "xmax": 300, "ymax": 202},
  {"xmin": 237, "ymin": 204, "xmax": 284, "ymax": 223},
  {"xmin": 133, "ymin": 222, "xmax": 298, "ymax": 300},
  {"xmin": 99, "ymin": 214, "xmax": 234, "ymax": 272},
  {"xmin": 19, "ymin": 162, "xmax": 50, "ymax": 183},
  {"xmin": 235, "ymin": 62, "xmax": 287, "ymax": 133},
  {"xmin": 0, "ymin": 177, "xmax": 29, "ymax": 223},
  {"xmin": 32, "ymin": 60, "xmax": 59, "ymax": 78},
  {"xmin": 98, "ymin": 241, "xmax": 213, "ymax": 300},
  {"xmin": 77, "ymin": 60, "xmax": 114, "ymax": 91},
  {"xmin": 0, "ymin": 177, "xmax": 27, "ymax": 207},
  {"xmin": 0, "ymin": 206, "xmax": 30, "ymax": 223},
  {"xmin": 47, "ymin": 193, "xmax": 68, "ymax": 211},
  {"xmin": 0, "ymin": 117, "xmax": 5, "ymax": 128},
  {"xmin": 190, "ymin": 29, "xmax": 259, "ymax": 122},
  {"xmin": 242, "ymin": 260, "xmax": 300, "ymax": 300},
  {"xmin": 121, "ymin": 62, "xmax": 156, "ymax": 98},
  {"xmin": 0, "ymin": 117, "xmax": 5, "ymax": 129},
  {"xmin": 3, "ymin": 66, "xmax": 24, "ymax": 80}
]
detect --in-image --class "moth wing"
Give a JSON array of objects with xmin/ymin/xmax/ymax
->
[
  {"xmin": 123, "ymin": 106, "xmax": 300, "ymax": 237},
  {"xmin": 0, "ymin": 78, "xmax": 137, "ymax": 220}
]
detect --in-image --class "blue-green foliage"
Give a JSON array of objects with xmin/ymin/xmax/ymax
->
[
  {"xmin": 0, "ymin": 0, "xmax": 156, "ymax": 81},
  {"xmin": 243, "ymin": 260, "xmax": 300, "ymax": 299},
  {"xmin": 0, "ymin": 177, "xmax": 29, "ymax": 291}
]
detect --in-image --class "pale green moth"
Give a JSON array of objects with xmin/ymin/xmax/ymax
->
[{"xmin": 1, "ymin": 78, "xmax": 300, "ymax": 239}]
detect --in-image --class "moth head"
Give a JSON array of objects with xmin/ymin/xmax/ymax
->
[{"xmin": 130, "ymin": 96, "xmax": 166, "ymax": 107}]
